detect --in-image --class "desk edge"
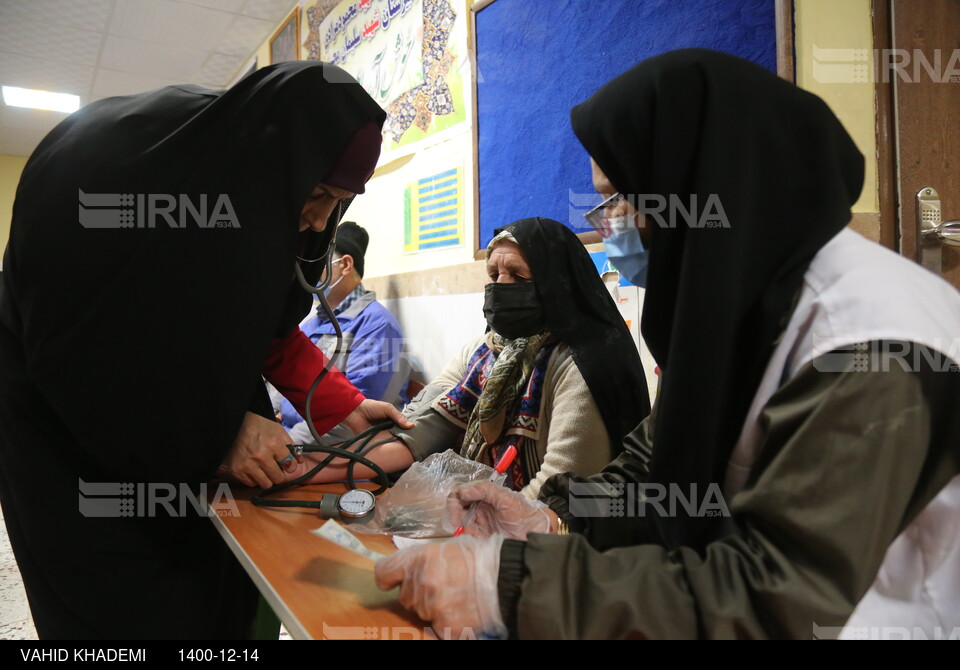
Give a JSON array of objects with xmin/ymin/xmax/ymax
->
[{"xmin": 207, "ymin": 502, "xmax": 313, "ymax": 641}]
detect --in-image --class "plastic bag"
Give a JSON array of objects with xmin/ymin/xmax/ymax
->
[{"xmin": 351, "ymin": 449, "xmax": 501, "ymax": 538}]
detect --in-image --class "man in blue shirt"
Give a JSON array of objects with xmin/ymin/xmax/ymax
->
[{"xmin": 274, "ymin": 221, "xmax": 409, "ymax": 445}]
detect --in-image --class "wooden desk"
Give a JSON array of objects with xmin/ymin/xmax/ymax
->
[{"xmin": 208, "ymin": 484, "xmax": 431, "ymax": 640}]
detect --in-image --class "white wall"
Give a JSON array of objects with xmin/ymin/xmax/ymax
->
[{"xmin": 380, "ymin": 291, "xmax": 486, "ymax": 381}]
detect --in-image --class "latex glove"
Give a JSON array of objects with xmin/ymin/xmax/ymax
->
[
  {"xmin": 448, "ymin": 481, "xmax": 553, "ymax": 540},
  {"xmin": 218, "ymin": 412, "xmax": 297, "ymax": 488},
  {"xmin": 375, "ymin": 534, "xmax": 507, "ymax": 640},
  {"xmin": 342, "ymin": 398, "xmax": 413, "ymax": 434}
]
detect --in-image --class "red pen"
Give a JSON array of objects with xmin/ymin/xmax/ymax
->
[{"xmin": 453, "ymin": 445, "xmax": 518, "ymax": 537}]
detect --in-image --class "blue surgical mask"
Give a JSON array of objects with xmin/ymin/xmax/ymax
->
[
  {"xmin": 603, "ymin": 218, "xmax": 649, "ymax": 287},
  {"xmin": 320, "ymin": 258, "xmax": 344, "ymax": 297},
  {"xmin": 322, "ymin": 276, "xmax": 342, "ymax": 298}
]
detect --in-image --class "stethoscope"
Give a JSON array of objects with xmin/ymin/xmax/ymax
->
[{"xmin": 253, "ymin": 199, "xmax": 395, "ymax": 521}]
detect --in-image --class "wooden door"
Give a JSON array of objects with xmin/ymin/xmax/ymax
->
[{"xmin": 889, "ymin": 0, "xmax": 960, "ymax": 290}]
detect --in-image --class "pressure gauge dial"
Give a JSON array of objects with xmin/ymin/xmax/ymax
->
[
  {"xmin": 318, "ymin": 489, "xmax": 376, "ymax": 524},
  {"xmin": 337, "ymin": 489, "xmax": 376, "ymax": 521}
]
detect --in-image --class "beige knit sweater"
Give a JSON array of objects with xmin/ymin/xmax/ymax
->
[{"xmin": 397, "ymin": 335, "xmax": 612, "ymax": 499}]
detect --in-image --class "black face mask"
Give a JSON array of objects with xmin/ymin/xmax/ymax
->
[{"xmin": 483, "ymin": 282, "xmax": 546, "ymax": 340}]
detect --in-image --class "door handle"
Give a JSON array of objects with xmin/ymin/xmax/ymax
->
[
  {"xmin": 917, "ymin": 187, "xmax": 960, "ymax": 274},
  {"xmin": 926, "ymin": 220, "xmax": 960, "ymax": 246}
]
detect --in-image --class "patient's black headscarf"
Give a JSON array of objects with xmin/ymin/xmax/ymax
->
[
  {"xmin": 2, "ymin": 61, "xmax": 385, "ymax": 483},
  {"xmin": 571, "ymin": 49, "xmax": 864, "ymax": 551},
  {"xmin": 499, "ymin": 217, "xmax": 651, "ymax": 450}
]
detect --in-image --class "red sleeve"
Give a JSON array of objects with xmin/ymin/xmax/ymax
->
[{"xmin": 262, "ymin": 328, "xmax": 364, "ymax": 435}]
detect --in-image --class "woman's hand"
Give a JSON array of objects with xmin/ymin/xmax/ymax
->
[
  {"xmin": 375, "ymin": 534, "xmax": 507, "ymax": 640},
  {"xmin": 341, "ymin": 398, "xmax": 413, "ymax": 434},
  {"xmin": 448, "ymin": 481, "xmax": 554, "ymax": 540},
  {"xmin": 217, "ymin": 412, "xmax": 297, "ymax": 488}
]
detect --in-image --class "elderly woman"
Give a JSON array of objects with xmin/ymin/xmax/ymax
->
[
  {"xmin": 375, "ymin": 49, "xmax": 960, "ymax": 639},
  {"xmin": 298, "ymin": 217, "xmax": 650, "ymax": 498},
  {"xmin": 0, "ymin": 62, "xmax": 409, "ymax": 639}
]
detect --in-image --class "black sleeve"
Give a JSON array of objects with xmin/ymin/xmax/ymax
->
[{"xmin": 247, "ymin": 377, "xmax": 276, "ymax": 421}]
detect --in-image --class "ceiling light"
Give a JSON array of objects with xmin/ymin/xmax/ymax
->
[{"xmin": 2, "ymin": 86, "xmax": 80, "ymax": 113}]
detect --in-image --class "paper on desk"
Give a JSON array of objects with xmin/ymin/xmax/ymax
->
[
  {"xmin": 393, "ymin": 535, "xmax": 449, "ymax": 550},
  {"xmin": 312, "ymin": 519, "xmax": 385, "ymax": 562}
]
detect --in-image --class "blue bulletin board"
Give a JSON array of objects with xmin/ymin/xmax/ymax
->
[{"xmin": 472, "ymin": 0, "xmax": 778, "ymax": 250}]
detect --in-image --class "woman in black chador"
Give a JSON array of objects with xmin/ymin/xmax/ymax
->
[{"xmin": 0, "ymin": 62, "xmax": 406, "ymax": 638}]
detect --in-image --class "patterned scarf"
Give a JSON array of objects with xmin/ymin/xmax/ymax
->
[{"xmin": 431, "ymin": 332, "xmax": 555, "ymax": 490}]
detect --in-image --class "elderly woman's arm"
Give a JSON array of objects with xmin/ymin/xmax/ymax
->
[
  {"xmin": 389, "ymin": 336, "xmax": 486, "ymax": 459},
  {"xmin": 289, "ymin": 336, "xmax": 483, "ymax": 482}
]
